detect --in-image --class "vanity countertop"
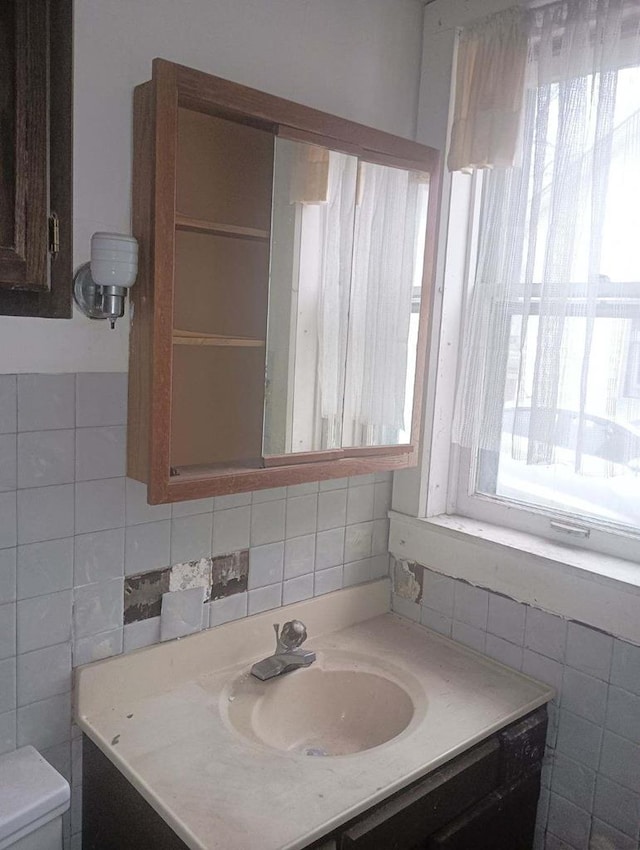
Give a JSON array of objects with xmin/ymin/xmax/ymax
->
[{"xmin": 74, "ymin": 580, "xmax": 553, "ymax": 850}]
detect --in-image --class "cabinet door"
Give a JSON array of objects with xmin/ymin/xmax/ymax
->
[
  {"xmin": 426, "ymin": 770, "xmax": 540, "ymax": 850},
  {"xmin": 340, "ymin": 739, "xmax": 500, "ymax": 850},
  {"xmin": 0, "ymin": 0, "xmax": 72, "ymax": 316}
]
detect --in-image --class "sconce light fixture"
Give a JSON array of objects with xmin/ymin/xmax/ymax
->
[{"xmin": 73, "ymin": 233, "xmax": 138, "ymax": 329}]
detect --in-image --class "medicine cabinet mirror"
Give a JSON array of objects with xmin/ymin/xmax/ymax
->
[
  {"xmin": 128, "ymin": 60, "xmax": 440, "ymax": 503},
  {"xmin": 264, "ymin": 138, "xmax": 429, "ymax": 457}
]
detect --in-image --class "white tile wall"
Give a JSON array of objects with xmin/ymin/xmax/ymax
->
[
  {"xmin": 0, "ymin": 548, "xmax": 16, "ymax": 604},
  {"xmin": 170, "ymin": 513, "xmax": 212, "ymax": 564},
  {"xmin": 284, "ymin": 534, "xmax": 315, "ymax": 578},
  {"xmin": 17, "ymin": 375, "xmax": 75, "ymax": 432},
  {"xmin": 73, "ymin": 529, "xmax": 124, "ymax": 585},
  {"xmin": 208, "ymin": 592, "xmax": 247, "ymax": 628},
  {"xmin": 248, "ymin": 583, "xmax": 282, "ymax": 614},
  {"xmin": 123, "ymin": 616, "xmax": 160, "ymax": 653},
  {"xmin": 248, "ymin": 542, "xmax": 284, "ymax": 589},
  {"xmin": 75, "ymin": 426, "xmax": 126, "ymax": 482},
  {"xmin": 282, "ymin": 573, "xmax": 314, "ymax": 605},
  {"xmin": 391, "ymin": 559, "xmax": 640, "ymax": 850},
  {"xmin": 212, "ymin": 505, "xmax": 250, "ymax": 555},
  {"xmin": 17, "ymin": 484, "xmax": 75, "ymax": 544},
  {"xmin": 315, "ymin": 527, "xmax": 345, "ymax": 570},
  {"xmin": 124, "ymin": 520, "xmax": 171, "ymax": 575},
  {"xmin": 17, "ymin": 430, "xmax": 75, "ymax": 489},
  {"xmin": 0, "ymin": 372, "xmax": 392, "ymax": 850},
  {"xmin": 250, "ymin": 499, "xmax": 286, "ymax": 546},
  {"xmin": 0, "ymin": 493, "xmax": 16, "ymax": 549},
  {"xmin": 18, "ymin": 374, "xmax": 640, "ymax": 850},
  {"xmin": 17, "ymin": 538, "xmax": 74, "ymax": 599},
  {"xmin": 0, "ymin": 376, "xmax": 17, "ymax": 434}
]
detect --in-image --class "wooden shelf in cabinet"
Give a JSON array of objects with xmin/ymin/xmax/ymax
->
[
  {"xmin": 172, "ymin": 329, "xmax": 265, "ymax": 348},
  {"xmin": 175, "ymin": 214, "xmax": 270, "ymax": 242}
]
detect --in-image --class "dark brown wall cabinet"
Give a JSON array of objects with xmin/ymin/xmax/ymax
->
[{"xmin": 0, "ymin": 0, "xmax": 72, "ymax": 317}]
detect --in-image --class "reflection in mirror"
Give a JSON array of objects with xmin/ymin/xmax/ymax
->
[
  {"xmin": 263, "ymin": 139, "xmax": 429, "ymax": 456},
  {"xmin": 264, "ymin": 139, "xmax": 357, "ymax": 454},
  {"xmin": 342, "ymin": 162, "xmax": 429, "ymax": 447}
]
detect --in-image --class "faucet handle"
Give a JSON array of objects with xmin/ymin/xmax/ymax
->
[{"xmin": 278, "ymin": 620, "xmax": 308, "ymax": 650}]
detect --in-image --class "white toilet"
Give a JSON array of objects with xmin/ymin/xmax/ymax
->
[{"xmin": 0, "ymin": 746, "xmax": 70, "ymax": 850}]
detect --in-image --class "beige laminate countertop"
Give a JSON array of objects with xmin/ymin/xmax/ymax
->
[{"xmin": 74, "ymin": 580, "xmax": 553, "ymax": 850}]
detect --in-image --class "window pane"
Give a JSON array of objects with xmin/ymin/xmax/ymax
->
[
  {"xmin": 477, "ymin": 313, "xmax": 640, "ymax": 529},
  {"xmin": 470, "ymin": 61, "xmax": 640, "ymax": 534}
]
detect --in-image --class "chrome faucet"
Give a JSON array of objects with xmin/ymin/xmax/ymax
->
[{"xmin": 250, "ymin": 620, "xmax": 316, "ymax": 681}]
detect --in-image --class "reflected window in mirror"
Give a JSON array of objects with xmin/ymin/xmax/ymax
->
[
  {"xmin": 343, "ymin": 161, "xmax": 428, "ymax": 448},
  {"xmin": 265, "ymin": 140, "xmax": 357, "ymax": 454},
  {"xmin": 264, "ymin": 138, "xmax": 429, "ymax": 457}
]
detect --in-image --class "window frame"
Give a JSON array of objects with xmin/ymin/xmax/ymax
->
[{"xmin": 414, "ymin": 166, "xmax": 640, "ymax": 565}]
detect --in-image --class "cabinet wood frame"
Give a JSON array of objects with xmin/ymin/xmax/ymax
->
[
  {"xmin": 0, "ymin": 0, "xmax": 73, "ymax": 317},
  {"xmin": 129, "ymin": 58, "xmax": 441, "ymax": 504}
]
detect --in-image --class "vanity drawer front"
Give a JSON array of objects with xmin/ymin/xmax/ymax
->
[
  {"xmin": 340, "ymin": 738, "xmax": 500, "ymax": 850},
  {"xmin": 426, "ymin": 768, "xmax": 541, "ymax": 850},
  {"xmin": 499, "ymin": 707, "xmax": 547, "ymax": 784}
]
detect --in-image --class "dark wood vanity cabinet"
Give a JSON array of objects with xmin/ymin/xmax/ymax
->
[{"xmin": 83, "ymin": 706, "xmax": 547, "ymax": 850}]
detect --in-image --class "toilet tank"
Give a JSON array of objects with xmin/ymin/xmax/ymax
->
[{"xmin": 0, "ymin": 747, "xmax": 70, "ymax": 850}]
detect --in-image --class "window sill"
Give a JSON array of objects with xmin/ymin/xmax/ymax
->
[{"xmin": 388, "ymin": 510, "xmax": 640, "ymax": 644}]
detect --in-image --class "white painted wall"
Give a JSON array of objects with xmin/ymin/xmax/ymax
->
[{"xmin": 0, "ymin": 0, "xmax": 424, "ymax": 374}]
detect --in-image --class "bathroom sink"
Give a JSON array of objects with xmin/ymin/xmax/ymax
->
[{"xmin": 223, "ymin": 661, "xmax": 417, "ymax": 756}]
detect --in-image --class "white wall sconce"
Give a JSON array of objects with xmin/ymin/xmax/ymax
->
[{"xmin": 74, "ymin": 232, "xmax": 138, "ymax": 329}]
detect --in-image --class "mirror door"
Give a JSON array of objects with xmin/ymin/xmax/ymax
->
[
  {"xmin": 342, "ymin": 160, "xmax": 429, "ymax": 448},
  {"xmin": 263, "ymin": 138, "xmax": 358, "ymax": 455},
  {"xmin": 263, "ymin": 137, "xmax": 430, "ymax": 460}
]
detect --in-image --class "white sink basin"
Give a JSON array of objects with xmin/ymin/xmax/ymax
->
[{"xmin": 223, "ymin": 656, "xmax": 419, "ymax": 756}]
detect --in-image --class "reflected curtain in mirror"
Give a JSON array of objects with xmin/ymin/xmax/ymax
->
[
  {"xmin": 264, "ymin": 138, "xmax": 429, "ymax": 456},
  {"xmin": 343, "ymin": 163, "xmax": 428, "ymax": 447}
]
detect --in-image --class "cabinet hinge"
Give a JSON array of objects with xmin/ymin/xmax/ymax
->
[{"xmin": 48, "ymin": 213, "xmax": 60, "ymax": 255}]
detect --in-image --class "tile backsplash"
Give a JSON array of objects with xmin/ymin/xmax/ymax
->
[
  {"xmin": 390, "ymin": 557, "xmax": 640, "ymax": 850},
  {"xmin": 0, "ymin": 372, "xmax": 391, "ymax": 849},
  {"xmin": 6, "ymin": 371, "xmax": 636, "ymax": 850}
]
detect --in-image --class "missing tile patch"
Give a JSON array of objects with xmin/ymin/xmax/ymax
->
[
  {"xmin": 124, "ymin": 568, "xmax": 171, "ymax": 624},
  {"xmin": 169, "ymin": 558, "xmax": 213, "ymax": 593},
  {"xmin": 123, "ymin": 550, "xmax": 250, "ymax": 626},
  {"xmin": 392, "ymin": 556, "xmax": 424, "ymax": 605},
  {"xmin": 210, "ymin": 550, "xmax": 249, "ymax": 601}
]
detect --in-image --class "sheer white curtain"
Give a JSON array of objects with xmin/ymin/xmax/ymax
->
[
  {"xmin": 448, "ymin": 7, "xmax": 528, "ymax": 171},
  {"xmin": 342, "ymin": 163, "xmax": 427, "ymax": 447},
  {"xmin": 453, "ymin": 0, "xmax": 640, "ymax": 521},
  {"xmin": 314, "ymin": 151, "xmax": 358, "ymax": 449}
]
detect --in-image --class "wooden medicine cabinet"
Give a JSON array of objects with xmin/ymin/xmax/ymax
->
[{"xmin": 128, "ymin": 59, "xmax": 440, "ymax": 503}]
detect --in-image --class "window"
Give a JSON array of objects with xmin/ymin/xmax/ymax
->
[{"xmin": 444, "ymin": 5, "xmax": 640, "ymax": 560}]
